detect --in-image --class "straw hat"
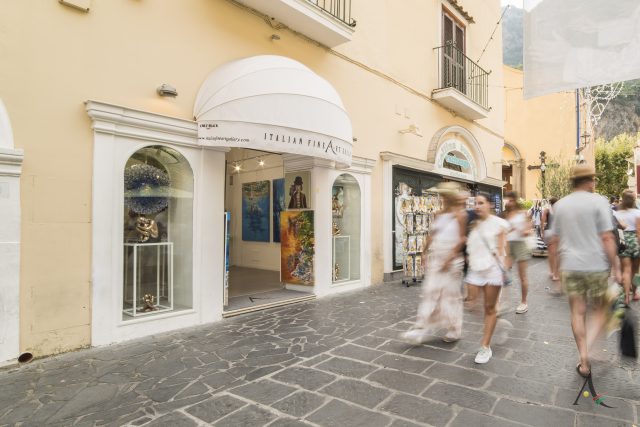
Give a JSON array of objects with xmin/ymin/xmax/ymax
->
[
  {"xmin": 428, "ymin": 181, "xmax": 461, "ymax": 196},
  {"xmin": 570, "ymin": 164, "xmax": 597, "ymax": 180}
]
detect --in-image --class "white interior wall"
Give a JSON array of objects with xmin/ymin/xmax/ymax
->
[{"xmin": 225, "ymin": 149, "xmax": 283, "ymax": 271}]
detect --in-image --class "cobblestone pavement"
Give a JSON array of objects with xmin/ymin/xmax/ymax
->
[{"xmin": 1, "ymin": 259, "xmax": 639, "ymax": 427}]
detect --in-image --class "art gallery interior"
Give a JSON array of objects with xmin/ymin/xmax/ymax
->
[{"xmin": 224, "ymin": 148, "xmax": 314, "ymax": 315}]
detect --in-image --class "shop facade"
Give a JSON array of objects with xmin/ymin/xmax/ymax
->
[
  {"xmin": 381, "ymin": 125, "xmax": 504, "ymax": 281},
  {"xmin": 1, "ymin": 0, "xmax": 506, "ymax": 361}
]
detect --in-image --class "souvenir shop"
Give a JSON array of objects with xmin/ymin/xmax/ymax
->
[
  {"xmin": 87, "ymin": 55, "xmax": 373, "ymax": 346},
  {"xmin": 380, "ymin": 126, "xmax": 504, "ymax": 283}
]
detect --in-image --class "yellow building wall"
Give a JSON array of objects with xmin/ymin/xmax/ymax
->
[
  {"xmin": 504, "ymin": 65, "xmax": 579, "ymax": 199},
  {"xmin": 1, "ymin": 0, "xmax": 505, "ymax": 357}
]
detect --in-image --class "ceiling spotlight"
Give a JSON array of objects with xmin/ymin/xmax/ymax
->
[
  {"xmin": 233, "ymin": 163, "xmax": 241, "ymax": 172},
  {"xmin": 157, "ymin": 83, "xmax": 178, "ymax": 97},
  {"xmin": 270, "ymin": 34, "xmax": 281, "ymax": 41},
  {"xmin": 258, "ymin": 159, "xmax": 265, "ymax": 167}
]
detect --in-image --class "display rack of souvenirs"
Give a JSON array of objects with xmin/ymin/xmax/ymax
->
[{"xmin": 397, "ymin": 189, "xmax": 442, "ymax": 286}]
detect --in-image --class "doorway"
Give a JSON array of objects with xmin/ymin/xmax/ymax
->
[{"xmin": 223, "ymin": 148, "xmax": 313, "ymax": 315}]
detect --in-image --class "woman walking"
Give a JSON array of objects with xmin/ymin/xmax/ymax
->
[
  {"xmin": 542, "ymin": 197, "xmax": 559, "ymax": 282},
  {"xmin": 465, "ymin": 193, "xmax": 510, "ymax": 364},
  {"xmin": 614, "ymin": 189, "xmax": 640, "ymax": 301},
  {"xmin": 503, "ymin": 191, "xmax": 533, "ymax": 314},
  {"xmin": 401, "ymin": 182, "xmax": 467, "ymax": 344}
]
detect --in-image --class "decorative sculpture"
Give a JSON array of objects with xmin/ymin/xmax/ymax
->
[
  {"xmin": 333, "ymin": 263, "xmax": 341, "ymax": 281},
  {"xmin": 142, "ymin": 294, "xmax": 157, "ymax": 312},
  {"xmin": 332, "ymin": 221, "xmax": 341, "ymax": 235},
  {"xmin": 135, "ymin": 215, "xmax": 159, "ymax": 243}
]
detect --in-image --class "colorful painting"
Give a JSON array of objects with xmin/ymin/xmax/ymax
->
[
  {"xmin": 273, "ymin": 178, "xmax": 286, "ymax": 243},
  {"xmin": 242, "ymin": 180, "xmax": 270, "ymax": 242},
  {"xmin": 280, "ymin": 210, "xmax": 315, "ymax": 285},
  {"xmin": 285, "ymin": 171, "xmax": 311, "ymax": 210}
]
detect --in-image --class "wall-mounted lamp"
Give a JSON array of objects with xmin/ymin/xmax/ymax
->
[
  {"xmin": 399, "ymin": 124, "xmax": 423, "ymax": 137},
  {"xmin": 157, "ymin": 84, "xmax": 178, "ymax": 98},
  {"xmin": 270, "ymin": 34, "xmax": 281, "ymax": 41},
  {"xmin": 258, "ymin": 159, "xmax": 265, "ymax": 167}
]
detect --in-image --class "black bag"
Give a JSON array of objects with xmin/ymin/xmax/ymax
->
[{"xmin": 620, "ymin": 307, "xmax": 637, "ymax": 359}]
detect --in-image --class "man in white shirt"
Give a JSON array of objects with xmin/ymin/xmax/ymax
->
[{"xmin": 550, "ymin": 164, "xmax": 622, "ymax": 378}]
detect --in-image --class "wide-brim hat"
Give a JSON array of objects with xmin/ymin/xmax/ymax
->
[
  {"xmin": 293, "ymin": 176, "xmax": 303, "ymax": 185},
  {"xmin": 570, "ymin": 164, "xmax": 598, "ymax": 180},
  {"xmin": 428, "ymin": 181, "xmax": 461, "ymax": 196}
]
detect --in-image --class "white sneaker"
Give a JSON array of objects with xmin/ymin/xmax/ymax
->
[
  {"xmin": 474, "ymin": 346, "xmax": 492, "ymax": 364},
  {"xmin": 515, "ymin": 303, "xmax": 528, "ymax": 314},
  {"xmin": 400, "ymin": 329, "xmax": 429, "ymax": 345}
]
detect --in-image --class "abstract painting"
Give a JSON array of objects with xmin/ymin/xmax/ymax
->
[
  {"xmin": 280, "ymin": 210, "xmax": 314, "ymax": 285},
  {"xmin": 242, "ymin": 180, "xmax": 270, "ymax": 242},
  {"xmin": 272, "ymin": 178, "xmax": 286, "ymax": 243}
]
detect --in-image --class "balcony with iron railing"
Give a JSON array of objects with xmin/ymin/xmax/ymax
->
[
  {"xmin": 234, "ymin": 0, "xmax": 355, "ymax": 47},
  {"xmin": 432, "ymin": 43, "xmax": 490, "ymax": 120}
]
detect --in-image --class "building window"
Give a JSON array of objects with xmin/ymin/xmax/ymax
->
[
  {"xmin": 332, "ymin": 173, "xmax": 361, "ymax": 282},
  {"xmin": 122, "ymin": 146, "xmax": 193, "ymax": 320},
  {"xmin": 443, "ymin": 8, "xmax": 465, "ymax": 52}
]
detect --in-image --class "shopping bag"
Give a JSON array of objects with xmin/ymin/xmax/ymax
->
[{"xmin": 620, "ymin": 307, "xmax": 637, "ymax": 359}]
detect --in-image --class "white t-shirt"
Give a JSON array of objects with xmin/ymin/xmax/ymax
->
[
  {"xmin": 467, "ymin": 215, "xmax": 510, "ymax": 271},
  {"xmin": 551, "ymin": 191, "xmax": 613, "ymax": 272},
  {"xmin": 506, "ymin": 211, "xmax": 527, "ymax": 241},
  {"xmin": 614, "ymin": 208, "xmax": 640, "ymax": 231}
]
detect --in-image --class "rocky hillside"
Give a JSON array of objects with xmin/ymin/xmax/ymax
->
[{"xmin": 501, "ymin": 6, "xmax": 640, "ymax": 140}]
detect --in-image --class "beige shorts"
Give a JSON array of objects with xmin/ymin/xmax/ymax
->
[
  {"xmin": 561, "ymin": 271, "xmax": 609, "ymax": 301},
  {"xmin": 508, "ymin": 240, "xmax": 531, "ymax": 262}
]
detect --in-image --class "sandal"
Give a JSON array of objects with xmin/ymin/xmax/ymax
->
[{"xmin": 576, "ymin": 363, "xmax": 591, "ymax": 378}]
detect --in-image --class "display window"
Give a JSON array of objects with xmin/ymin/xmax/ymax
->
[
  {"xmin": 122, "ymin": 145, "xmax": 194, "ymax": 320},
  {"xmin": 331, "ymin": 173, "xmax": 361, "ymax": 283}
]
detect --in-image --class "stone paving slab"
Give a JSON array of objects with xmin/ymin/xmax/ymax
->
[{"xmin": 0, "ymin": 259, "xmax": 639, "ymax": 426}]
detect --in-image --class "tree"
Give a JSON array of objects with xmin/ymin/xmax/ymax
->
[
  {"xmin": 537, "ymin": 156, "xmax": 572, "ymax": 200},
  {"xmin": 595, "ymin": 133, "xmax": 636, "ymax": 198}
]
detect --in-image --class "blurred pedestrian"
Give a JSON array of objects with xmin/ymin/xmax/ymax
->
[
  {"xmin": 614, "ymin": 189, "xmax": 640, "ymax": 301},
  {"xmin": 549, "ymin": 164, "xmax": 623, "ymax": 378},
  {"xmin": 401, "ymin": 182, "xmax": 467, "ymax": 344},
  {"xmin": 503, "ymin": 191, "xmax": 533, "ymax": 314},
  {"xmin": 465, "ymin": 193, "xmax": 510, "ymax": 364},
  {"xmin": 542, "ymin": 197, "xmax": 560, "ymax": 283}
]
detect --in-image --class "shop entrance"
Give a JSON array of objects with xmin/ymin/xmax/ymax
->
[{"xmin": 223, "ymin": 148, "xmax": 314, "ymax": 315}]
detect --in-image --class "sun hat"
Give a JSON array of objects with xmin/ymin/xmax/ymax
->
[
  {"xmin": 570, "ymin": 164, "xmax": 597, "ymax": 180},
  {"xmin": 428, "ymin": 181, "xmax": 461, "ymax": 196}
]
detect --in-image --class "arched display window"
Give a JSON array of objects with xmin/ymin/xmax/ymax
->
[
  {"xmin": 122, "ymin": 146, "xmax": 194, "ymax": 319},
  {"xmin": 331, "ymin": 173, "xmax": 361, "ymax": 283}
]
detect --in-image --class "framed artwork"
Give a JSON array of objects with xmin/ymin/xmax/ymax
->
[
  {"xmin": 332, "ymin": 185, "xmax": 344, "ymax": 217},
  {"xmin": 280, "ymin": 210, "xmax": 315, "ymax": 285},
  {"xmin": 273, "ymin": 178, "xmax": 286, "ymax": 243},
  {"xmin": 285, "ymin": 171, "xmax": 311, "ymax": 210},
  {"xmin": 241, "ymin": 180, "xmax": 270, "ymax": 242}
]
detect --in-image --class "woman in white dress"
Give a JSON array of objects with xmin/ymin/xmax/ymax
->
[
  {"xmin": 465, "ymin": 193, "xmax": 510, "ymax": 364},
  {"xmin": 401, "ymin": 182, "xmax": 467, "ymax": 344}
]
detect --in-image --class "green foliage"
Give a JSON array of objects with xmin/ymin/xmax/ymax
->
[
  {"xmin": 518, "ymin": 199, "xmax": 533, "ymax": 210},
  {"xmin": 537, "ymin": 156, "xmax": 573, "ymax": 200},
  {"xmin": 595, "ymin": 133, "xmax": 636, "ymax": 198}
]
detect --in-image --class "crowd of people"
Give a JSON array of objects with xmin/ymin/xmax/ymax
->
[{"xmin": 401, "ymin": 164, "xmax": 637, "ymax": 371}]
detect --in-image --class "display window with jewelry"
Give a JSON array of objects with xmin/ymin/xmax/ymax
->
[
  {"xmin": 331, "ymin": 173, "xmax": 361, "ymax": 283},
  {"xmin": 122, "ymin": 146, "xmax": 194, "ymax": 320}
]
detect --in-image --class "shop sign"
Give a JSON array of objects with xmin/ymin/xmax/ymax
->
[
  {"xmin": 198, "ymin": 121, "xmax": 352, "ymax": 167},
  {"xmin": 434, "ymin": 139, "xmax": 477, "ymax": 181}
]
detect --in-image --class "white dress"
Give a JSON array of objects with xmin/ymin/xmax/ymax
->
[
  {"xmin": 465, "ymin": 215, "xmax": 509, "ymax": 286},
  {"xmin": 414, "ymin": 213, "xmax": 464, "ymax": 339}
]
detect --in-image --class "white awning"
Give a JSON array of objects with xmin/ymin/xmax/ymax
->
[{"xmin": 194, "ymin": 55, "xmax": 353, "ymax": 167}]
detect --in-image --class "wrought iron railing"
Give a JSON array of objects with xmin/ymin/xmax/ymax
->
[
  {"xmin": 307, "ymin": 0, "xmax": 356, "ymax": 27},
  {"xmin": 434, "ymin": 43, "xmax": 489, "ymax": 110}
]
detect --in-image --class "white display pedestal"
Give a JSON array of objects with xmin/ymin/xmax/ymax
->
[
  {"xmin": 332, "ymin": 235, "xmax": 350, "ymax": 283},
  {"xmin": 123, "ymin": 242, "xmax": 174, "ymax": 317}
]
